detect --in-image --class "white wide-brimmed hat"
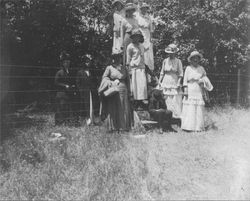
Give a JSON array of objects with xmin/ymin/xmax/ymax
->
[
  {"xmin": 125, "ymin": 2, "xmax": 137, "ymax": 11},
  {"xmin": 188, "ymin": 51, "xmax": 203, "ymax": 62},
  {"xmin": 140, "ymin": 3, "xmax": 150, "ymax": 9},
  {"xmin": 165, "ymin": 44, "xmax": 179, "ymax": 54}
]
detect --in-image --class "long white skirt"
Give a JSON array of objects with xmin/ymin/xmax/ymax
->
[
  {"xmin": 165, "ymin": 95, "xmax": 183, "ymax": 118},
  {"xmin": 181, "ymin": 97, "xmax": 205, "ymax": 131},
  {"xmin": 131, "ymin": 68, "xmax": 148, "ymax": 100}
]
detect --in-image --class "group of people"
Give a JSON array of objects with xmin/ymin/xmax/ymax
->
[
  {"xmin": 54, "ymin": 0, "xmax": 214, "ymax": 133},
  {"xmin": 54, "ymin": 52, "xmax": 95, "ymax": 126}
]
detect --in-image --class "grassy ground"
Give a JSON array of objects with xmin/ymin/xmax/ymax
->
[{"xmin": 0, "ymin": 107, "xmax": 250, "ymax": 200}]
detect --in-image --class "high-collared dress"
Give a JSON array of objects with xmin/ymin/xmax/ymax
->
[
  {"xmin": 181, "ymin": 65, "xmax": 206, "ymax": 131},
  {"xmin": 123, "ymin": 14, "xmax": 139, "ymax": 64},
  {"xmin": 126, "ymin": 42, "xmax": 147, "ymax": 100},
  {"xmin": 100, "ymin": 65, "xmax": 131, "ymax": 131},
  {"xmin": 112, "ymin": 10, "xmax": 132, "ymax": 55},
  {"xmin": 138, "ymin": 13, "xmax": 154, "ymax": 71},
  {"xmin": 159, "ymin": 57, "xmax": 183, "ymax": 118}
]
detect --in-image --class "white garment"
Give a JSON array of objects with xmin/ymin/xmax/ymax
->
[
  {"xmin": 138, "ymin": 14, "xmax": 154, "ymax": 71},
  {"xmin": 181, "ymin": 65, "xmax": 206, "ymax": 131},
  {"xmin": 131, "ymin": 68, "xmax": 148, "ymax": 100},
  {"xmin": 160, "ymin": 57, "xmax": 183, "ymax": 118},
  {"xmin": 112, "ymin": 10, "xmax": 131, "ymax": 54},
  {"xmin": 126, "ymin": 43, "xmax": 145, "ymax": 68},
  {"xmin": 126, "ymin": 43, "xmax": 147, "ymax": 100}
]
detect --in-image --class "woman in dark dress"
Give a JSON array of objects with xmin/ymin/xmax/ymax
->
[
  {"xmin": 98, "ymin": 53, "xmax": 132, "ymax": 132},
  {"xmin": 54, "ymin": 51, "xmax": 74, "ymax": 125}
]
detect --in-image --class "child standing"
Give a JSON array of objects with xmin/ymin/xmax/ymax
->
[{"xmin": 126, "ymin": 29, "xmax": 147, "ymax": 109}]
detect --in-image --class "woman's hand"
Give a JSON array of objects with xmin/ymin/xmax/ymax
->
[
  {"xmin": 183, "ymin": 87, "xmax": 188, "ymax": 98},
  {"xmin": 189, "ymin": 78, "xmax": 199, "ymax": 82},
  {"xmin": 177, "ymin": 78, "xmax": 182, "ymax": 88},
  {"xmin": 198, "ymin": 79, "xmax": 205, "ymax": 88},
  {"xmin": 114, "ymin": 79, "xmax": 120, "ymax": 85}
]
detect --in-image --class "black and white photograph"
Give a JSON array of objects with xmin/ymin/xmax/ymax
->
[{"xmin": 0, "ymin": 0, "xmax": 250, "ymax": 200}]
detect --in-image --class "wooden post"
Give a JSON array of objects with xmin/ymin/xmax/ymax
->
[{"xmin": 236, "ymin": 68, "xmax": 241, "ymax": 106}]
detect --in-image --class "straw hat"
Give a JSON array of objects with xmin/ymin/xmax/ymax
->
[
  {"xmin": 125, "ymin": 2, "xmax": 137, "ymax": 11},
  {"xmin": 165, "ymin": 44, "xmax": 179, "ymax": 54},
  {"xmin": 188, "ymin": 51, "xmax": 203, "ymax": 62},
  {"xmin": 140, "ymin": 3, "xmax": 150, "ymax": 9},
  {"xmin": 112, "ymin": 0, "xmax": 124, "ymax": 8}
]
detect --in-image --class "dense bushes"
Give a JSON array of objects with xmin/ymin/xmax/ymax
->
[{"xmin": 0, "ymin": 0, "xmax": 249, "ymax": 107}]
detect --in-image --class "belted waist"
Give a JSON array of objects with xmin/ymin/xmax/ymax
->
[{"xmin": 130, "ymin": 65, "xmax": 145, "ymax": 69}]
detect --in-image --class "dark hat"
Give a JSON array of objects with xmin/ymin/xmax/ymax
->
[
  {"xmin": 151, "ymin": 88, "xmax": 163, "ymax": 99},
  {"xmin": 59, "ymin": 51, "xmax": 70, "ymax": 61},
  {"xmin": 130, "ymin": 29, "xmax": 143, "ymax": 38},
  {"xmin": 112, "ymin": 0, "xmax": 125, "ymax": 8}
]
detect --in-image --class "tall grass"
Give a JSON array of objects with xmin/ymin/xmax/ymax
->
[
  {"xmin": 1, "ymin": 107, "xmax": 250, "ymax": 200},
  {"xmin": 0, "ymin": 116, "xmax": 147, "ymax": 200}
]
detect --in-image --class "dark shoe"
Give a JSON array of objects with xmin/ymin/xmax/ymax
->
[{"xmin": 163, "ymin": 127, "xmax": 177, "ymax": 133}]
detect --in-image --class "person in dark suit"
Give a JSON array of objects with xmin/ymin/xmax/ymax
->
[
  {"xmin": 54, "ymin": 51, "xmax": 76, "ymax": 125},
  {"xmin": 148, "ymin": 88, "xmax": 176, "ymax": 133}
]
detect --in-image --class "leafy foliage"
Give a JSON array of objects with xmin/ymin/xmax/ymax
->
[{"xmin": 0, "ymin": 0, "xmax": 249, "ymax": 106}]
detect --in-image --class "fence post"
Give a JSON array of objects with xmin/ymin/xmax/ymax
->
[{"xmin": 236, "ymin": 68, "xmax": 241, "ymax": 106}]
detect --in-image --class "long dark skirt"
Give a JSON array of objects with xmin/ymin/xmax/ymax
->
[{"xmin": 106, "ymin": 83, "xmax": 131, "ymax": 131}]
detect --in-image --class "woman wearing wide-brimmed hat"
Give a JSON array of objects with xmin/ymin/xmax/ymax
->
[
  {"xmin": 138, "ymin": 3, "xmax": 155, "ymax": 72},
  {"xmin": 126, "ymin": 29, "xmax": 148, "ymax": 109},
  {"xmin": 158, "ymin": 44, "xmax": 183, "ymax": 119},
  {"xmin": 181, "ymin": 50, "xmax": 212, "ymax": 132}
]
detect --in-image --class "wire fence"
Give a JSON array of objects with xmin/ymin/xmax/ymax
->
[{"xmin": 1, "ymin": 64, "xmax": 250, "ymax": 128}]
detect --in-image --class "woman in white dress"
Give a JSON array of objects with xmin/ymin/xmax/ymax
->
[
  {"xmin": 138, "ymin": 3, "xmax": 154, "ymax": 72},
  {"xmin": 159, "ymin": 44, "xmax": 183, "ymax": 119},
  {"xmin": 123, "ymin": 3, "xmax": 139, "ymax": 65},
  {"xmin": 181, "ymin": 51, "xmax": 208, "ymax": 132},
  {"xmin": 112, "ymin": 0, "xmax": 132, "ymax": 55}
]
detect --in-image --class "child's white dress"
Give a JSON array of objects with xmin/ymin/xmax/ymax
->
[{"xmin": 126, "ymin": 43, "xmax": 147, "ymax": 100}]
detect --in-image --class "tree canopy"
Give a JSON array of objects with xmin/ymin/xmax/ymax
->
[{"xmin": 0, "ymin": 0, "xmax": 249, "ymax": 105}]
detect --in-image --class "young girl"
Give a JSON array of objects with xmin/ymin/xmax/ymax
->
[
  {"xmin": 181, "ymin": 51, "xmax": 212, "ymax": 132},
  {"xmin": 126, "ymin": 29, "xmax": 147, "ymax": 110}
]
